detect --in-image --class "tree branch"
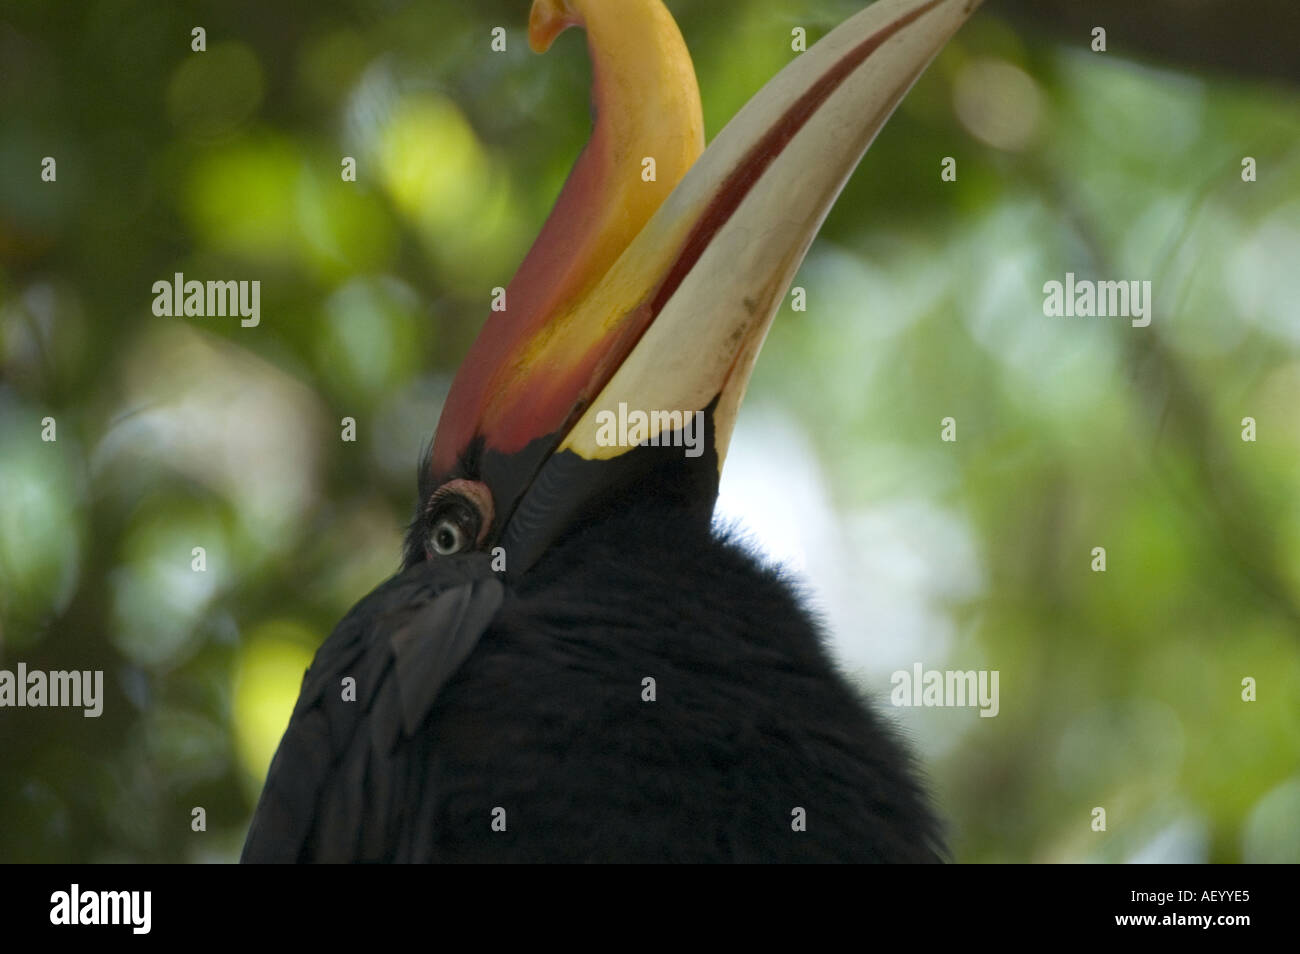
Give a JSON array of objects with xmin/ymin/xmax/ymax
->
[{"xmin": 995, "ymin": 0, "xmax": 1300, "ymax": 87}]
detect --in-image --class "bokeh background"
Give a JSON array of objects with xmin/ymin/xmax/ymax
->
[{"xmin": 2, "ymin": 0, "xmax": 1298, "ymax": 862}]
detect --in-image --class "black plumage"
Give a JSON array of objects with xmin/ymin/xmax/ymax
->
[
  {"xmin": 241, "ymin": 0, "xmax": 979, "ymax": 865},
  {"xmin": 243, "ymin": 493, "xmax": 943, "ymax": 863}
]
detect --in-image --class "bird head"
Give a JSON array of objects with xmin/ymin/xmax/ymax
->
[{"xmin": 407, "ymin": 0, "xmax": 981, "ymax": 576}]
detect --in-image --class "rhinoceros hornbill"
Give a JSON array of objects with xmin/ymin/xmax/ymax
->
[{"xmin": 242, "ymin": 0, "xmax": 980, "ymax": 863}]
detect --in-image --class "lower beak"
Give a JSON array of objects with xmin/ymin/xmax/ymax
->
[{"xmin": 557, "ymin": 0, "xmax": 980, "ymax": 467}]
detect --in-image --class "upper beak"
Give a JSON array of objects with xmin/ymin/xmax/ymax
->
[{"xmin": 430, "ymin": 0, "xmax": 982, "ymax": 567}]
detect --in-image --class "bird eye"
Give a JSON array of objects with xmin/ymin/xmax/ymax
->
[
  {"xmin": 430, "ymin": 516, "xmax": 467, "ymax": 555},
  {"xmin": 426, "ymin": 501, "xmax": 478, "ymax": 557},
  {"xmin": 422, "ymin": 479, "xmax": 494, "ymax": 561}
]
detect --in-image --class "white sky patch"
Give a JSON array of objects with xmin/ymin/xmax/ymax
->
[{"xmin": 717, "ymin": 405, "xmax": 983, "ymax": 680}]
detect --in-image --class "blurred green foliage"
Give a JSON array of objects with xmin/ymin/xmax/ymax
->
[{"xmin": 1, "ymin": 0, "xmax": 1297, "ymax": 862}]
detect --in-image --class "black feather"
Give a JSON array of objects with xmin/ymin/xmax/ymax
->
[
  {"xmin": 240, "ymin": 552, "xmax": 499, "ymax": 862},
  {"xmin": 241, "ymin": 501, "xmax": 942, "ymax": 862}
]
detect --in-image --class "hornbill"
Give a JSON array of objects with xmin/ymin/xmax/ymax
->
[{"xmin": 243, "ymin": 0, "xmax": 980, "ymax": 863}]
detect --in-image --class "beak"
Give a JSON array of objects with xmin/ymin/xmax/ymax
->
[{"xmin": 429, "ymin": 0, "xmax": 982, "ymax": 571}]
